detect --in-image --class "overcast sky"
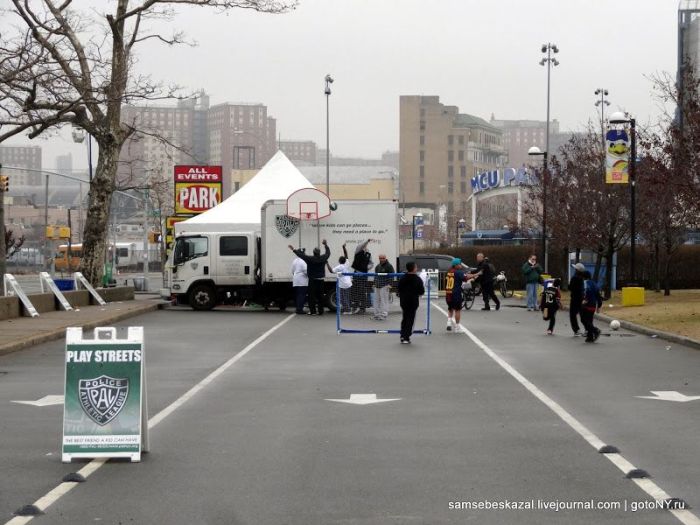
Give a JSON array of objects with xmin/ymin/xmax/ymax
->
[{"xmin": 4, "ymin": 0, "xmax": 678, "ymax": 170}]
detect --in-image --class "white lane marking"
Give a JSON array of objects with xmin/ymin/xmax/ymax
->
[
  {"xmin": 432, "ymin": 304, "xmax": 700, "ymax": 525},
  {"xmin": 3, "ymin": 314, "xmax": 295, "ymax": 525},
  {"xmin": 325, "ymin": 394, "xmax": 401, "ymax": 405},
  {"xmin": 636, "ymin": 391, "xmax": 700, "ymax": 403},
  {"xmin": 11, "ymin": 395, "xmax": 64, "ymax": 407}
]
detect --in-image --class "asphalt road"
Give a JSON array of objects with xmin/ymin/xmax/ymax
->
[{"xmin": 1, "ymin": 299, "xmax": 698, "ymax": 524}]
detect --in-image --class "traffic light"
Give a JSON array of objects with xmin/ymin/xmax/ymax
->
[{"xmin": 0, "ymin": 175, "xmax": 8, "ymax": 192}]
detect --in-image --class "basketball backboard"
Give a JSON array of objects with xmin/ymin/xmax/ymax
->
[{"xmin": 287, "ymin": 188, "xmax": 331, "ymax": 220}]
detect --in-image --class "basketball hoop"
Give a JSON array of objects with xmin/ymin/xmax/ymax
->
[{"xmin": 287, "ymin": 188, "xmax": 331, "ymax": 220}]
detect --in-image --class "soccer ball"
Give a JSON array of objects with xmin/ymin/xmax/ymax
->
[{"xmin": 610, "ymin": 320, "xmax": 621, "ymax": 331}]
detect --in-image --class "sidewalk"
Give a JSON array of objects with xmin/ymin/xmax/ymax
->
[{"xmin": 0, "ymin": 297, "xmax": 167, "ymax": 356}]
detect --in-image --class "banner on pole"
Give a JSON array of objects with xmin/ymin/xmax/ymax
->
[
  {"xmin": 62, "ymin": 327, "xmax": 148, "ymax": 463},
  {"xmin": 605, "ymin": 129, "xmax": 630, "ymax": 184}
]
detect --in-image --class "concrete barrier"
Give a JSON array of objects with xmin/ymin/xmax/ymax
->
[{"xmin": 0, "ymin": 286, "xmax": 136, "ymax": 320}]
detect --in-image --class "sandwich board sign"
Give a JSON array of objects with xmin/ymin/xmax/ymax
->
[{"xmin": 62, "ymin": 327, "xmax": 149, "ymax": 463}]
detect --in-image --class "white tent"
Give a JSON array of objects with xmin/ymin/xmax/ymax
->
[{"xmin": 176, "ymin": 151, "xmax": 314, "ymax": 234}]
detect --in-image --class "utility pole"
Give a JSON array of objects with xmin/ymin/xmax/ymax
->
[{"xmin": 0, "ymin": 164, "xmax": 6, "ymax": 278}]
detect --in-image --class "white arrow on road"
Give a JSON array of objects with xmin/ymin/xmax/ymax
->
[
  {"xmin": 11, "ymin": 395, "xmax": 64, "ymax": 407},
  {"xmin": 325, "ymin": 394, "xmax": 401, "ymax": 405},
  {"xmin": 636, "ymin": 391, "xmax": 700, "ymax": 403}
]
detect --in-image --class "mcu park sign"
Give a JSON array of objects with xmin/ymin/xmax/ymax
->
[
  {"xmin": 174, "ymin": 165, "xmax": 223, "ymax": 215},
  {"xmin": 471, "ymin": 167, "xmax": 534, "ymax": 194},
  {"xmin": 62, "ymin": 327, "xmax": 149, "ymax": 463}
]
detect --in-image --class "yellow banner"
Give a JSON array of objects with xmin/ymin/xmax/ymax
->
[{"xmin": 174, "ymin": 182, "xmax": 222, "ymax": 214}]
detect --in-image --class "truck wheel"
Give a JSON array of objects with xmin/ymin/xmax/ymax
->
[{"xmin": 189, "ymin": 284, "xmax": 216, "ymax": 311}]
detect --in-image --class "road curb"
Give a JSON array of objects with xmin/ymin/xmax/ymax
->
[
  {"xmin": 516, "ymin": 295, "xmax": 700, "ymax": 350},
  {"xmin": 0, "ymin": 302, "xmax": 164, "ymax": 357},
  {"xmin": 595, "ymin": 311, "xmax": 700, "ymax": 351}
]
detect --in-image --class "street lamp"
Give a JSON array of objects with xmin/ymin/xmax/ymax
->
[
  {"xmin": 324, "ymin": 74, "xmax": 334, "ymax": 196},
  {"xmin": 71, "ymin": 126, "xmax": 93, "ymax": 182},
  {"xmin": 457, "ymin": 218, "xmax": 466, "ymax": 246},
  {"xmin": 412, "ymin": 212, "xmax": 423, "ymax": 253},
  {"xmin": 609, "ymin": 110, "xmax": 637, "ymax": 284},
  {"xmin": 594, "ymin": 89, "xmax": 611, "ymax": 144},
  {"xmin": 528, "ymin": 146, "xmax": 548, "ymax": 271}
]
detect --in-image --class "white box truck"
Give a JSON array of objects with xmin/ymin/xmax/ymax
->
[{"xmin": 167, "ymin": 200, "xmax": 399, "ymax": 310}]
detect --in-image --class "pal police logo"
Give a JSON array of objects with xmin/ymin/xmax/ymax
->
[
  {"xmin": 79, "ymin": 375, "xmax": 129, "ymax": 426},
  {"xmin": 276, "ymin": 215, "xmax": 300, "ymax": 238}
]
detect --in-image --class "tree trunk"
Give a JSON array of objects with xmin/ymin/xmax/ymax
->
[
  {"xmin": 80, "ymin": 142, "xmax": 118, "ymax": 286},
  {"xmin": 653, "ymin": 241, "xmax": 660, "ymax": 292},
  {"xmin": 663, "ymin": 242, "xmax": 672, "ymax": 296},
  {"xmin": 593, "ymin": 250, "xmax": 603, "ymax": 282}
]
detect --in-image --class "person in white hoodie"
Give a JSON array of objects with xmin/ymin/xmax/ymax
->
[
  {"xmin": 291, "ymin": 250, "xmax": 308, "ymax": 314},
  {"xmin": 332, "ymin": 256, "xmax": 353, "ymax": 313}
]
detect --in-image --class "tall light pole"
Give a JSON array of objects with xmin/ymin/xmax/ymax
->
[
  {"xmin": 609, "ymin": 111, "xmax": 637, "ymax": 284},
  {"xmin": 528, "ymin": 146, "xmax": 548, "ymax": 271},
  {"xmin": 539, "ymin": 43, "xmax": 559, "ymax": 273},
  {"xmin": 594, "ymin": 88, "xmax": 610, "ymax": 146},
  {"xmin": 457, "ymin": 218, "xmax": 466, "ymax": 247},
  {"xmin": 325, "ymin": 74, "xmax": 333, "ymax": 196}
]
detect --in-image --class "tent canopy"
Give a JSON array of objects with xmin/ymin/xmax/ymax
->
[{"xmin": 176, "ymin": 151, "xmax": 314, "ymax": 234}]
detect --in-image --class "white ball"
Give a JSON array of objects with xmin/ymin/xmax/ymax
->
[{"xmin": 610, "ymin": 320, "xmax": 621, "ymax": 331}]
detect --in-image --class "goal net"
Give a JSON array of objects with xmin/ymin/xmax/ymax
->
[{"xmin": 335, "ymin": 272, "xmax": 432, "ymax": 334}]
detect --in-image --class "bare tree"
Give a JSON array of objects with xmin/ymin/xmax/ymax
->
[{"xmin": 0, "ymin": 0, "xmax": 294, "ymax": 285}]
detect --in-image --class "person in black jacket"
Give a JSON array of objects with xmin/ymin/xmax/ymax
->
[
  {"xmin": 289, "ymin": 240, "xmax": 331, "ymax": 315},
  {"xmin": 351, "ymin": 239, "xmax": 374, "ymax": 312},
  {"xmin": 397, "ymin": 261, "xmax": 425, "ymax": 344},
  {"xmin": 569, "ymin": 263, "xmax": 586, "ymax": 336},
  {"xmin": 467, "ymin": 253, "xmax": 500, "ymax": 311}
]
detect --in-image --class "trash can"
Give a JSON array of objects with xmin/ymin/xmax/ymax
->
[
  {"xmin": 133, "ymin": 276, "xmax": 148, "ymax": 292},
  {"xmin": 53, "ymin": 279, "xmax": 75, "ymax": 291}
]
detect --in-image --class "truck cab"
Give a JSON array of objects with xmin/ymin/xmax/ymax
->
[{"xmin": 169, "ymin": 232, "xmax": 257, "ymax": 310}]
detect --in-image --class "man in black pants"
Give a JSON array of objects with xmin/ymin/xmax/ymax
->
[
  {"xmin": 468, "ymin": 253, "xmax": 500, "ymax": 311},
  {"xmin": 398, "ymin": 262, "xmax": 425, "ymax": 344},
  {"xmin": 351, "ymin": 238, "xmax": 374, "ymax": 312},
  {"xmin": 568, "ymin": 263, "xmax": 586, "ymax": 336},
  {"xmin": 289, "ymin": 240, "xmax": 331, "ymax": 315}
]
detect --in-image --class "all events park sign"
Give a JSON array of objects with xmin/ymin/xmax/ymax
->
[{"xmin": 174, "ymin": 165, "xmax": 223, "ymax": 215}]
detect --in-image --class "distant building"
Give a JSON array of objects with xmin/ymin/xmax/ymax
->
[
  {"xmin": 679, "ymin": 1, "xmax": 700, "ymax": 90},
  {"xmin": 279, "ymin": 140, "xmax": 317, "ymax": 165},
  {"xmin": 317, "ymin": 149, "xmax": 388, "ymax": 167},
  {"xmin": 399, "ymin": 95, "xmax": 505, "ymax": 234},
  {"xmin": 489, "ymin": 116, "xmax": 559, "ymax": 168},
  {"xmin": 381, "ymin": 150, "xmax": 400, "ymax": 170},
  {"xmin": 0, "ymin": 145, "xmax": 42, "ymax": 185},
  {"xmin": 56, "ymin": 153, "xmax": 73, "ymax": 176}
]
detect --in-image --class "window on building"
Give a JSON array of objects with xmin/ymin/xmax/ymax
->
[
  {"xmin": 419, "ymin": 150, "xmax": 425, "ymax": 162},
  {"xmin": 459, "ymin": 135, "xmax": 464, "ymax": 145},
  {"xmin": 448, "ymin": 166, "xmax": 453, "ymax": 178},
  {"xmin": 460, "ymin": 181, "xmax": 467, "ymax": 193},
  {"xmin": 448, "ymin": 135, "xmax": 454, "ymax": 146},
  {"xmin": 420, "ymin": 108, "xmax": 426, "ymax": 117},
  {"xmin": 420, "ymin": 120, "xmax": 425, "ymax": 131},
  {"xmin": 448, "ymin": 182, "xmax": 453, "ymax": 194},
  {"xmin": 458, "ymin": 150, "xmax": 464, "ymax": 161},
  {"xmin": 448, "ymin": 150, "xmax": 454, "ymax": 162},
  {"xmin": 419, "ymin": 182, "xmax": 425, "ymax": 195},
  {"xmin": 420, "ymin": 166, "xmax": 425, "ymax": 178},
  {"xmin": 420, "ymin": 135, "xmax": 425, "ymax": 146},
  {"xmin": 460, "ymin": 166, "xmax": 466, "ymax": 178}
]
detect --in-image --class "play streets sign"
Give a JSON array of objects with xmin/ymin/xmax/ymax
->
[{"xmin": 62, "ymin": 327, "xmax": 148, "ymax": 463}]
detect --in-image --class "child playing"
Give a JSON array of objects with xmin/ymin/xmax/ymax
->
[
  {"xmin": 581, "ymin": 271, "xmax": 603, "ymax": 342},
  {"xmin": 539, "ymin": 278, "xmax": 562, "ymax": 335}
]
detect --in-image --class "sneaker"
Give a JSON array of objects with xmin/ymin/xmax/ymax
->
[
  {"xmin": 481, "ymin": 307, "xmax": 491, "ymax": 311},
  {"xmin": 546, "ymin": 330, "xmax": 553, "ymax": 335},
  {"xmin": 593, "ymin": 329, "xmax": 601, "ymax": 342},
  {"xmin": 495, "ymin": 304, "xmax": 501, "ymax": 311},
  {"xmin": 573, "ymin": 331, "xmax": 582, "ymax": 337},
  {"xmin": 446, "ymin": 319, "xmax": 453, "ymax": 331},
  {"xmin": 400, "ymin": 338, "xmax": 410, "ymax": 344}
]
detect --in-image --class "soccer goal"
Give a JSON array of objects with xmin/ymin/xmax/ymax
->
[{"xmin": 335, "ymin": 272, "xmax": 431, "ymax": 334}]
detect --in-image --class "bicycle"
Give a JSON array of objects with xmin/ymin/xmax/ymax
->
[
  {"xmin": 461, "ymin": 279, "xmax": 479, "ymax": 310},
  {"xmin": 495, "ymin": 271, "xmax": 514, "ymax": 298}
]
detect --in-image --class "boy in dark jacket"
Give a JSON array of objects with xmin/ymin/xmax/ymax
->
[
  {"xmin": 580, "ymin": 271, "xmax": 603, "ymax": 342},
  {"xmin": 289, "ymin": 240, "xmax": 331, "ymax": 315},
  {"xmin": 398, "ymin": 262, "xmax": 425, "ymax": 344},
  {"xmin": 539, "ymin": 278, "xmax": 562, "ymax": 335},
  {"xmin": 568, "ymin": 263, "xmax": 586, "ymax": 336}
]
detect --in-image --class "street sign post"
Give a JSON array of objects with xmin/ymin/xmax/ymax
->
[{"xmin": 62, "ymin": 326, "xmax": 149, "ymax": 463}]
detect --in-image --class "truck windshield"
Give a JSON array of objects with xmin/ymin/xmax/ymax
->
[{"xmin": 174, "ymin": 237, "xmax": 208, "ymax": 265}]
